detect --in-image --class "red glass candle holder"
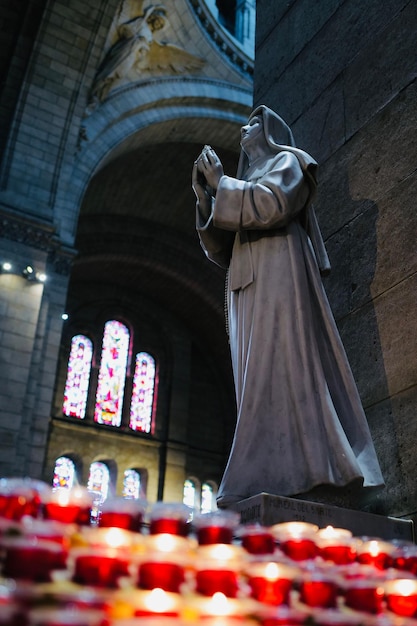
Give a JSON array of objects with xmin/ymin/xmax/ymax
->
[
  {"xmin": 193, "ymin": 510, "xmax": 239, "ymax": 546},
  {"xmin": 271, "ymin": 522, "xmax": 318, "ymax": 562},
  {"xmin": 196, "ymin": 569, "xmax": 239, "ymax": 597},
  {"xmin": 1, "ymin": 536, "xmax": 64, "ymax": 582},
  {"xmin": 384, "ymin": 579, "xmax": 417, "ymax": 617},
  {"xmin": 20, "ymin": 518, "xmax": 71, "ymax": 569},
  {"xmin": 343, "ymin": 578, "xmax": 385, "ymax": 614},
  {"xmin": 43, "ymin": 487, "xmax": 93, "ymax": 526},
  {"xmin": 316, "ymin": 526, "xmax": 356, "ymax": 565},
  {"xmin": 99, "ymin": 496, "xmax": 147, "ymax": 532},
  {"xmin": 72, "ymin": 548, "xmax": 130, "ymax": 588},
  {"xmin": 80, "ymin": 526, "xmax": 138, "ymax": 555},
  {"xmin": 185, "ymin": 592, "xmax": 258, "ymax": 621},
  {"xmin": 299, "ymin": 572, "xmax": 339, "ymax": 608},
  {"xmin": 0, "ymin": 477, "xmax": 47, "ymax": 520},
  {"xmin": 138, "ymin": 561, "xmax": 185, "ymax": 593},
  {"xmin": 246, "ymin": 562, "xmax": 298, "ymax": 605},
  {"xmin": 239, "ymin": 524, "xmax": 276, "ymax": 555},
  {"xmin": 149, "ymin": 502, "xmax": 191, "ymax": 536},
  {"xmin": 356, "ymin": 539, "xmax": 395, "ymax": 570},
  {"xmin": 134, "ymin": 534, "xmax": 190, "ymax": 592},
  {"xmin": 110, "ymin": 588, "xmax": 183, "ymax": 618},
  {"xmin": 392, "ymin": 543, "xmax": 417, "ymax": 575},
  {"xmin": 195, "ymin": 544, "xmax": 245, "ymax": 597}
]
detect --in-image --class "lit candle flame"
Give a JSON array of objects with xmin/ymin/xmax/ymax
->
[
  {"xmin": 207, "ymin": 592, "xmax": 233, "ymax": 616},
  {"xmin": 56, "ymin": 490, "xmax": 71, "ymax": 506},
  {"xmin": 265, "ymin": 562, "xmax": 280, "ymax": 580},
  {"xmin": 153, "ymin": 533, "xmax": 180, "ymax": 552},
  {"xmin": 144, "ymin": 588, "xmax": 177, "ymax": 613},
  {"xmin": 103, "ymin": 527, "xmax": 130, "ymax": 548},
  {"xmin": 369, "ymin": 541, "xmax": 381, "ymax": 557}
]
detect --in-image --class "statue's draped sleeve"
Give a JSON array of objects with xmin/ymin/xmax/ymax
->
[{"xmin": 197, "ymin": 151, "xmax": 313, "ymax": 290}]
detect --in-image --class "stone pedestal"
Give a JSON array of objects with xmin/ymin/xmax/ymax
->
[{"xmin": 228, "ymin": 493, "xmax": 414, "ymax": 542}]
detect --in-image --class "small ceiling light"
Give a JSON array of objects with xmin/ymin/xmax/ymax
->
[
  {"xmin": 62, "ymin": 313, "xmax": 69, "ymax": 321},
  {"xmin": 36, "ymin": 272, "xmax": 47, "ymax": 283},
  {"xmin": 22, "ymin": 265, "xmax": 34, "ymax": 279},
  {"xmin": 2, "ymin": 262, "xmax": 12, "ymax": 272}
]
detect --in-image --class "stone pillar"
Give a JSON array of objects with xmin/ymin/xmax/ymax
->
[{"xmin": 0, "ymin": 226, "xmax": 72, "ymax": 479}]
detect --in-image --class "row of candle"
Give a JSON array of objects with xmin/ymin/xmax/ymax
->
[
  {"xmin": 1, "ymin": 478, "xmax": 417, "ymax": 625},
  {"xmin": 2, "ymin": 484, "xmax": 417, "ymax": 572},
  {"xmin": 2, "ymin": 518, "xmax": 417, "ymax": 623}
]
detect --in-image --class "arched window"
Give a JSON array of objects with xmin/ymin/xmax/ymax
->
[
  {"xmin": 62, "ymin": 320, "xmax": 159, "ymax": 435},
  {"xmin": 87, "ymin": 461, "xmax": 110, "ymax": 505},
  {"xmin": 129, "ymin": 351, "xmax": 157, "ymax": 433},
  {"xmin": 52, "ymin": 456, "xmax": 76, "ymax": 491},
  {"xmin": 94, "ymin": 320, "xmax": 130, "ymax": 427},
  {"xmin": 201, "ymin": 482, "xmax": 216, "ymax": 514},
  {"xmin": 63, "ymin": 334, "xmax": 93, "ymax": 419},
  {"xmin": 183, "ymin": 478, "xmax": 197, "ymax": 509},
  {"xmin": 123, "ymin": 469, "xmax": 141, "ymax": 499}
]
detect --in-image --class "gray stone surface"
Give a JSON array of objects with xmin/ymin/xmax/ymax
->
[{"xmin": 231, "ymin": 493, "xmax": 414, "ymax": 542}]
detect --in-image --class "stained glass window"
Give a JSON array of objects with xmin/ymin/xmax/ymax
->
[
  {"xmin": 183, "ymin": 479, "xmax": 196, "ymax": 509},
  {"xmin": 52, "ymin": 456, "xmax": 76, "ymax": 491},
  {"xmin": 129, "ymin": 352, "xmax": 157, "ymax": 433},
  {"xmin": 87, "ymin": 461, "xmax": 110, "ymax": 504},
  {"xmin": 94, "ymin": 320, "xmax": 130, "ymax": 427},
  {"xmin": 201, "ymin": 482, "xmax": 215, "ymax": 514},
  {"xmin": 63, "ymin": 334, "xmax": 93, "ymax": 419},
  {"xmin": 123, "ymin": 469, "xmax": 141, "ymax": 499}
]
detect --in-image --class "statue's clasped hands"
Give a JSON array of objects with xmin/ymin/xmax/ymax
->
[{"xmin": 193, "ymin": 144, "xmax": 224, "ymax": 194}]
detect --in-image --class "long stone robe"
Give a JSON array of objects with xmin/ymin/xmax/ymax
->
[{"xmin": 197, "ymin": 149, "xmax": 384, "ymax": 504}]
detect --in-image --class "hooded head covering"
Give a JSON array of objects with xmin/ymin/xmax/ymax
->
[{"xmin": 237, "ymin": 105, "xmax": 330, "ymax": 275}]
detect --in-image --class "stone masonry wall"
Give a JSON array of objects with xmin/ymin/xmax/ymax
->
[{"xmin": 254, "ymin": 0, "xmax": 417, "ymax": 519}]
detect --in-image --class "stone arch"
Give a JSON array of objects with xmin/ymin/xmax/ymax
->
[{"xmin": 57, "ymin": 78, "xmax": 251, "ymax": 242}]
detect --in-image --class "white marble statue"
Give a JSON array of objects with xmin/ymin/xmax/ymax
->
[{"xmin": 192, "ymin": 105, "xmax": 384, "ymax": 508}]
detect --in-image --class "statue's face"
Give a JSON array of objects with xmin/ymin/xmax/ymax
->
[{"xmin": 240, "ymin": 116, "xmax": 263, "ymax": 149}]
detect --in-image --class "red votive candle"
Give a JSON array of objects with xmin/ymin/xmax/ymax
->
[
  {"xmin": 193, "ymin": 510, "xmax": 239, "ymax": 546},
  {"xmin": 392, "ymin": 543, "xmax": 417, "ymax": 575},
  {"xmin": 149, "ymin": 502, "xmax": 191, "ymax": 536},
  {"xmin": 110, "ymin": 588, "xmax": 183, "ymax": 619},
  {"xmin": 316, "ymin": 526, "xmax": 357, "ymax": 565},
  {"xmin": 0, "ymin": 477, "xmax": 47, "ymax": 520},
  {"xmin": 343, "ymin": 578, "xmax": 385, "ymax": 614},
  {"xmin": 271, "ymin": 522, "xmax": 318, "ymax": 561},
  {"xmin": 139, "ymin": 561, "xmax": 185, "ymax": 593},
  {"xmin": 196, "ymin": 569, "xmax": 239, "ymax": 597},
  {"xmin": 20, "ymin": 518, "xmax": 71, "ymax": 569},
  {"xmin": 246, "ymin": 562, "xmax": 298, "ymax": 605},
  {"xmin": 99, "ymin": 496, "xmax": 146, "ymax": 532},
  {"xmin": 134, "ymin": 534, "xmax": 190, "ymax": 593},
  {"xmin": 356, "ymin": 539, "xmax": 395, "ymax": 570},
  {"xmin": 43, "ymin": 487, "xmax": 93, "ymax": 526},
  {"xmin": 1, "ymin": 537, "xmax": 64, "ymax": 582},
  {"xmin": 72, "ymin": 549, "xmax": 130, "ymax": 588},
  {"xmin": 299, "ymin": 572, "xmax": 339, "ymax": 608},
  {"xmin": 185, "ymin": 591, "xmax": 258, "ymax": 622},
  {"xmin": 240, "ymin": 524, "xmax": 276, "ymax": 555},
  {"xmin": 195, "ymin": 544, "xmax": 245, "ymax": 598},
  {"xmin": 384, "ymin": 579, "xmax": 417, "ymax": 617}
]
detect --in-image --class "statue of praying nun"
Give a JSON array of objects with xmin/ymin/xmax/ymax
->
[{"xmin": 192, "ymin": 105, "xmax": 384, "ymax": 508}]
